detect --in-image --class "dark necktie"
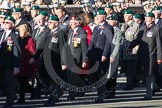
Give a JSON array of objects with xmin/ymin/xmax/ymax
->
[
  {"xmin": 68, "ymin": 31, "xmax": 73, "ymax": 45},
  {"xmin": 125, "ymin": 24, "xmax": 130, "ymax": 30},
  {"xmin": 0, "ymin": 31, "xmax": 6, "ymax": 43},
  {"xmin": 35, "ymin": 28, "xmax": 40, "ymax": 40}
]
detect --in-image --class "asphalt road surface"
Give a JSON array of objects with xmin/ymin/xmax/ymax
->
[{"xmin": 0, "ymin": 78, "xmax": 162, "ymax": 108}]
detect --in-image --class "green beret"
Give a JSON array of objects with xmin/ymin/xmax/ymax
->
[
  {"xmin": 105, "ymin": 4, "xmax": 113, "ymax": 9},
  {"xmin": 48, "ymin": 14, "xmax": 59, "ymax": 21},
  {"xmin": 152, "ymin": 6, "xmax": 160, "ymax": 12},
  {"xmin": 39, "ymin": 11, "xmax": 48, "ymax": 16},
  {"xmin": 96, "ymin": 9, "xmax": 106, "ymax": 15},
  {"xmin": 133, "ymin": 14, "xmax": 142, "ymax": 19},
  {"xmin": 0, "ymin": 11, "xmax": 7, "ymax": 16},
  {"xmin": 31, "ymin": 5, "xmax": 39, "ymax": 10},
  {"xmin": 124, "ymin": 9, "xmax": 133, "ymax": 14},
  {"xmin": 144, "ymin": 12, "xmax": 155, "ymax": 17},
  {"xmin": 5, "ymin": 15, "xmax": 15, "ymax": 23},
  {"xmin": 12, "ymin": 8, "xmax": 23, "ymax": 13},
  {"xmin": 160, "ymin": 8, "xmax": 162, "ymax": 12},
  {"xmin": 106, "ymin": 15, "xmax": 117, "ymax": 20}
]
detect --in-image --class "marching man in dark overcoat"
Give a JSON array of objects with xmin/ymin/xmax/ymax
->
[{"xmin": 129, "ymin": 12, "xmax": 162, "ymax": 100}]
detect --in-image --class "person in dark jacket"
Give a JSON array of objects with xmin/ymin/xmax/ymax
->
[
  {"xmin": 0, "ymin": 15, "xmax": 21, "ymax": 108},
  {"xmin": 30, "ymin": 15, "xmax": 67, "ymax": 107},
  {"xmin": 11, "ymin": 7, "xmax": 30, "ymax": 33},
  {"xmin": 87, "ymin": 9, "xmax": 113, "ymax": 103},
  {"xmin": 30, "ymin": 11, "xmax": 50, "ymax": 98},
  {"xmin": 29, "ymin": 5, "xmax": 39, "ymax": 31},
  {"xmin": 128, "ymin": 12, "xmax": 162, "ymax": 100},
  {"xmin": 62, "ymin": 16, "xmax": 88, "ymax": 101}
]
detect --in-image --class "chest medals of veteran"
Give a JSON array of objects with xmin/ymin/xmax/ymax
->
[{"xmin": 72, "ymin": 32, "xmax": 81, "ymax": 48}]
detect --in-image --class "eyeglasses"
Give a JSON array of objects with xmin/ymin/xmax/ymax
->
[
  {"xmin": 48, "ymin": 21, "xmax": 53, "ymax": 24},
  {"xmin": 4, "ymin": 22, "xmax": 10, "ymax": 24}
]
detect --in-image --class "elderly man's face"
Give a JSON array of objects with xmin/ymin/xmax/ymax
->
[
  {"xmin": 70, "ymin": 20, "xmax": 79, "ymax": 30},
  {"xmin": 36, "ymin": 15, "xmax": 45, "ymax": 26},
  {"xmin": 31, "ymin": 10, "xmax": 38, "ymax": 18},
  {"xmin": 3, "ymin": 20, "xmax": 13, "ymax": 30},
  {"xmin": 12, "ymin": 12, "xmax": 21, "ymax": 20},
  {"xmin": 133, "ymin": 18, "xmax": 142, "ymax": 24},
  {"xmin": 48, "ymin": 20, "xmax": 58, "ymax": 30},
  {"xmin": 105, "ymin": 8, "xmax": 112, "ymax": 15},
  {"xmin": 145, "ymin": 17, "xmax": 155, "ymax": 26},
  {"xmin": 55, "ymin": 9, "xmax": 64, "ymax": 19},
  {"xmin": 124, "ymin": 14, "xmax": 132, "ymax": 22},
  {"xmin": 152, "ymin": 11, "xmax": 160, "ymax": 19},
  {"xmin": 107, "ymin": 20, "xmax": 117, "ymax": 27},
  {"xmin": 96, "ymin": 15, "xmax": 105, "ymax": 23}
]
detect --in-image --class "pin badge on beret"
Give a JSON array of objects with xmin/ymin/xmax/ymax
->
[
  {"xmin": 124, "ymin": 9, "xmax": 133, "ymax": 14},
  {"xmin": 144, "ymin": 12, "xmax": 155, "ymax": 17}
]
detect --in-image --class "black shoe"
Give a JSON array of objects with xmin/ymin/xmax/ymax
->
[
  {"xmin": 105, "ymin": 93, "xmax": 115, "ymax": 99},
  {"xmin": 153, "ymin": 88, "xmax": 160, "ymax": 96},
  {"xmin": 94, "ymin": 97, "xmax": 103, "ymax": 103},
  {"xmin": 67, "ymin": 96, "xmax": 75, "ymax": 101},
  {"xmin": 123, "ymin": 85, "xmax": 133, "ymax": 90},
  {"xmin": 30, "ymin": 93, "xmax": 41, "ymax": 100},
  {"xmin": 67, "ymin": 92, "xmax": 76, "ymax": 101},
  {"xmin": 2, "ymin": 104, "xmax": 13, "ymax": 108},
  {"xmin": 76, "ymin": 92, "xmax": 85, "ymax": 97},
  {"xmin": 16, "ymin": 99, "xmax": 25, "ymax": 104},
  {"xmin": 43, "ymin": 98, "xmax": 55, "ymax": 107},
  {"xmin": 143, "ymin": 95, "xmax": 152, "ymax": 100}
]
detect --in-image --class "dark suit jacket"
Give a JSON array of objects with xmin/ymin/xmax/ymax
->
[
  {"xmin": 88, "ymin": 21, "xmax": 113, "ymax": 60},
  {"xmin": 29, "ymin": 19, "xmax": 38, "ymax": 31},
  {"xmin": 156, "ymin": 18, "xmax": 162, "ymax": 29},
  {"xmin": 129, "ymin": 24, "xmax": 162, "ymax": 76},
  {"xmin": 0, "ymin": 30, "xmax": 21, "ymax": 69},
  {"xmin": 33, "ymin": 28, "xmax": 67, "ymax": 77},
  {"xmin": 14, "ymin": 18, "xmax": 30, "ymax": 32},
  {"xmin": 32, "ymin": 26, "xmax": 50, "ymax": 49},
  {"xmin": 62, "ymin": 26, "xmax": 88, "ymax": 67}
]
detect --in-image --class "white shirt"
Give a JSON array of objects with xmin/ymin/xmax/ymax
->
[
  {"xmin": 15, "ymin": 18, "xmax": 22, "ymax": 26},
  {"xmin": 0, "ymin": 30, "xmax": 12, "ymax": 44},
  {"xmin": 155, "ymin": 19, "xmax": 159, "ymax": 24},
  {"xmin": 73, "ymin": 27, "xmax": 78, "ymax": 36},
  {"xmin": 5, "ymin": 30, "xmax": 12, "ymax": 38}
]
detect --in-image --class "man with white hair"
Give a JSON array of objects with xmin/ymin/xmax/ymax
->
[
  {"xmin": 29, "ymin": 11, "xmax": 50, "ymax": 99},
  {"xmin": 62, "ymin": 16, "xmax": 88, "ymax": 101},
  {"xmin": 152, "ymin": 6, "xmax": 162, "ymax": 28}
]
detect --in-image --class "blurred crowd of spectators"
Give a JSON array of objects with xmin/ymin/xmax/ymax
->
[{"xmin": 0, "ymin": 0, "xmax": 162, "ymax": 6}]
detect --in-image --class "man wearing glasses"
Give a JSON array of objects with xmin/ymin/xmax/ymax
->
[
  {"xmin": 43, "ymin": 15, "xmax": 67, "ymax": 106},
  {"xmin": 0, "ymin": 11, "xmax": 7, "ymax": 30},
  {"xmin": 0, "ymin": 15, "xmax": 21, "ymax": 108}
]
